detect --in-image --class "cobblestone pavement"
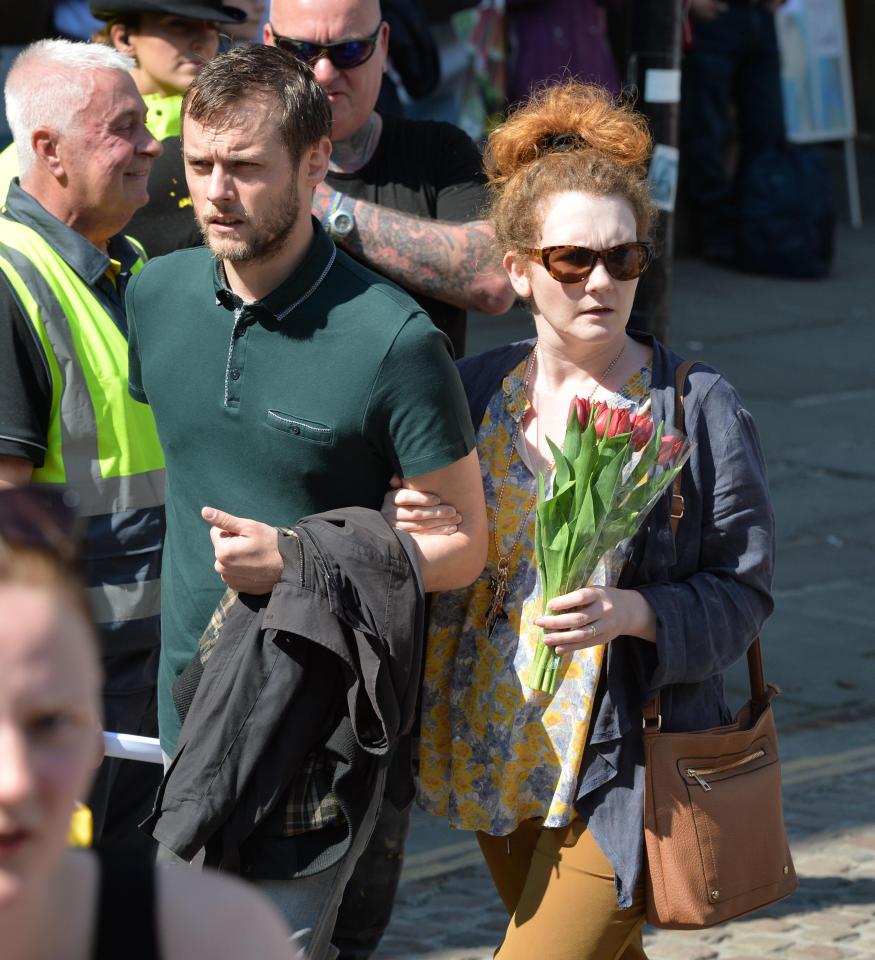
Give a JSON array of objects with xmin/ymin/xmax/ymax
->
[{"xmin": 376, "ymin": 718, "xmax": 875, "ymax": 959}]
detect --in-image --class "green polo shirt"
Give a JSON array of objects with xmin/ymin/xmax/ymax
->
[{"xmin": 127, "ymin": 223, "xmax": 474, "ymax": 753}]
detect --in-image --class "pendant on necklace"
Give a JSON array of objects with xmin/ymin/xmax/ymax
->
[{"xmin": 485, "ymin": 559, "xmax": 510, "ymax": 637}]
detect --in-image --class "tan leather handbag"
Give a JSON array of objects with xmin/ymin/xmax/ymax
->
[{"xmin": 642, "ymin": 361, "xmax": 798, "ymax": 929}]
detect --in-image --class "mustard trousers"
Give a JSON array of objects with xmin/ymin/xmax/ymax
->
[{"xmin": 477, "ymin": 818, "xmax": 648, "ymax": 960}]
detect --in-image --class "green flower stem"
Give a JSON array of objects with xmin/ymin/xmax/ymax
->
[
  {"xmin": 530, "ymin": 616, "xmax": 563, "ymax": 694},
  {"xmin": 530, "ymin": 631, "xmax": 550, "ymax": 691}
]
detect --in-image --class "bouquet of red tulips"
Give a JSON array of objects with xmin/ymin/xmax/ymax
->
[{"xmin": 529, "ymin": 397, "xmax": 691, "ymax": 694}]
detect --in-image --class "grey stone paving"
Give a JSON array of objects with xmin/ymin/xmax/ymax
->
[{"xmin": 374, "ymin": 217, "xmax": 875, "ymax": 958}]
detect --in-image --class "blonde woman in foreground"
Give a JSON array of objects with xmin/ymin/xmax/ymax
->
[{"xmin": 0, "ymin": 489, "xmax": 297, "ymax": 960}]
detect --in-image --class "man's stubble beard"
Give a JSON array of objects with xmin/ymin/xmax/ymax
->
[{"xmin": 200, "ymin": 188, "xmax": 302, "ymax": 264}]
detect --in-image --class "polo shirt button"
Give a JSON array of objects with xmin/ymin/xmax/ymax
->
[
  {"xmin": 230, "ymin": 368, "xmax": 241, "ymax": 380},
  {"xmin": 291, "ymin": 425, "xmax": 300, "ymax": 435}
]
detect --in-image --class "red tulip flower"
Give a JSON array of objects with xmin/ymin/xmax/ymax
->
[
  {"xmin": 593, "ymin": 402, "xmax": 609, "ymax": 438},
  {"xmin": 656, "ymin": 434, "xmax": 685, "ymax": 466},
  {"xmin": 630, "ymin": 413, "xmax": 654, "ymax": 451},
  {"xmin": 568, "ymin": 395, "xmax": 593, "ymax": 429},
  {"xmin": 612, "ymin": 408, "xmax": 633, "ymax": 437},
  {"xmin": 594, "ymin": 404, "xmax": 632, "ymax": 439},
  {"xmin": 531, "ymin": 400, "xmax": 691, "ymax": 694}
]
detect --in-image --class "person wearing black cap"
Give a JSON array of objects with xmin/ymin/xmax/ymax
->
[{"xmin": 91, "ymin": 1, "xmax": 246, "ymax": 139}]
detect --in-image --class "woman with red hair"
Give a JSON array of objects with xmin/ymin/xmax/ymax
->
[{"xmin": 384, "ymin": 82, "xmax": 775, "ymax": 959}]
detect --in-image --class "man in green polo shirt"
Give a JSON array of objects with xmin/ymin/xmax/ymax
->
[{"xmin": 126, "ymin": 43, "xmax": 486, "ymax": 959}]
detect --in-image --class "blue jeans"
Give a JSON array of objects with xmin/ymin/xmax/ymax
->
[
  {"xmin": 681, "ymin": 5, "xmax": 786, "ymax": 257},
  {"xmin": 255, "ymin": 765, "xmax": 388, "ymax": 960}
]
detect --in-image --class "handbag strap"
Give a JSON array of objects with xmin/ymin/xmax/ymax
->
[
  {"xmin": 642, "ymin": 360, "xmax": 768, "ymax": 730},
  {"xmin": 669, "ymin": 359, "xmax": 696, "ymax": 540}
]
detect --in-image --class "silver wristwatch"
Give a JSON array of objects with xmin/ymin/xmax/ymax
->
[{"xmin": 325, "ymin": 194, "xmax": 356, "ymax": 240}]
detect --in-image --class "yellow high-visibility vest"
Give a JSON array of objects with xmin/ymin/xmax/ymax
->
[{"xmin": 0, "ymin": 217, "xmax": 164, "ymax": 497}]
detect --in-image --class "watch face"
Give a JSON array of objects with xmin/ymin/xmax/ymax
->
[{"xmin": 330, "ymin": 210, "xmax": 354, "ymax": 237}]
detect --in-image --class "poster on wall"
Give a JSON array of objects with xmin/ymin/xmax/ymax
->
[{"xmin": 776, "ymin": 0, "xmax": 856, "ymax": 143}]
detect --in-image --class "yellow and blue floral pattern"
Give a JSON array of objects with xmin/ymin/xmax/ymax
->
[{"xmin": 418, "ymin": 353, "xmax": 651, "ymax": 836}]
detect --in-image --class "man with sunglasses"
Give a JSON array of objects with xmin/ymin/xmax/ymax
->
[
  {"xmin": 265, "ymin": 0, "xmax": 515, "ymax": 360},
  {"xmin": 264, "ymin": 6, "xmax": 509, "ymax": 948},
  {"xmin": 0, "ymin": 40, "xmax": 165, "ymax": 855}
]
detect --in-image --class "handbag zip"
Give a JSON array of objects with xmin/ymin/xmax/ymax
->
[{"xmin": 686, "ymin": 749, "xmax": 766, "ymax": 791}]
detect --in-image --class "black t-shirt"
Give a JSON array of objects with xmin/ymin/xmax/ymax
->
[
  {"xmin": 325, "ymin": 113, "xmax": 488, "ymax": 358},
  {"xmin": 0, "ymin": 277, "xmax": 51, "ymax": 463},
  {"xmin": 94, "ymin": 850, "xmax": 160, "ymax": 960}
]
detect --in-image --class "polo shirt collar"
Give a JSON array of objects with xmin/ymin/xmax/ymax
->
[
  {"xmin": 212, "ymin": 217, "xmax": 336, "ymax": 319},
  {"xmin": 3, "ymin": 179, "xmax": 139, "ymax": 285}
]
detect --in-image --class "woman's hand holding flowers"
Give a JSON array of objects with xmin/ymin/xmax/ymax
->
[{"xmin": 535, "ymin": 586, "xmax": 656, "ymax": 654}]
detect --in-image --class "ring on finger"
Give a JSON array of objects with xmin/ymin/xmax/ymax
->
[{"xmin": 586, "ymin": 623, "xmax": 598, "ymax": 639}]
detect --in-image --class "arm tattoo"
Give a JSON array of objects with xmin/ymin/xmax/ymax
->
[{"xmin": 344, "ymin": 200, "xmax": 503, "ymax": 311}]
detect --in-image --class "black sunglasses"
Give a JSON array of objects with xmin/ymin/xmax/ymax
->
[
  {"xmin": 0, "ymin": 488, "xmax": 82, "ymax": 563},
  {"xmin": 270, "ymin": 23, "xmax": 382, "ymax": 70},
  {"xmin": 525, "ymin": 242, "xmax": 654, "ymax": 283}
]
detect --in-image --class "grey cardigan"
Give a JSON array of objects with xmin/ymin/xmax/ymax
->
[{"xmin": 457, "ymin": 332, "xmax": 775, "ymax": 907}]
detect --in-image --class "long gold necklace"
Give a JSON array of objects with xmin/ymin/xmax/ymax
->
[
  {"xmin": 484, "ymin": 340, "xmax": 626, "ymax": 638},
  {"xmin": 485, "ymin": 347, "xmax": 538, "ymax": 637}
]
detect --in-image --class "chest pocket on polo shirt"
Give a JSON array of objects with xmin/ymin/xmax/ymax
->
[{"xmin": 265, "ymin": 410, "xmax": 334, "ymax": 445}]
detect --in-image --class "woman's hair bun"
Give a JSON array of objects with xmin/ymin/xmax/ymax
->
[
  {"xmin": 484, "ymin": 81, "xmax": 652, "ymax": 191},
  {"xmin": 539, "ymin": 132, "xmax": 587, "ymax": 154}
]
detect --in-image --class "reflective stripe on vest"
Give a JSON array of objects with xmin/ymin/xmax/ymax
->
[
  {"xmin": 86, "ymin": 578, "xmax": 163, "ymax": 625},
  {"xmin": 0, "ymin": 218, "xmax": 164, "ymax": 518}
]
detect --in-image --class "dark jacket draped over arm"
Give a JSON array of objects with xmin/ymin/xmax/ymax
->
[{"xmin": 143, "ymin": 507, "xmax": 425, "ymax": 880}]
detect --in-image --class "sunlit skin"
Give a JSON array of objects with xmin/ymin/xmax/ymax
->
[
  {"xmin": 183, "ymin": 91, "xmax": 331, "ymax": 301},
  {"xmin": 265, "ymin": 0, "xmax": 388, "ymax": 143},
  {"xmin": 111, "ymin": 14, "xmax": 221, "ymax": 97},
  {"xmin": 0, "ymin": 577, "xmax": 295, "ymax": 960},
  {"xmin": 504, "ymin": 191, "xmax": 641, "ymax": 359},
  {"xmin": 385, "ymin": 190, "xmax": 658, "ymax": 649},
  {"xmin": 0, "ymin": 585, "xmax": 101, "ymax": 914},
  {"xmin": 27, "ymin": 68, "xmax": 161, "ymax": 249}
]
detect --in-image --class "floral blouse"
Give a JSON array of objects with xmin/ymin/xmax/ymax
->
[{"xmin": 417, "ymin": 353, "xmax": 651, "ymax": 836}]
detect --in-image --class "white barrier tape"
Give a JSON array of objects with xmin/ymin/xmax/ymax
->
[{"xmin": 103, "ymin": 731, "xmax": 164, "ymax": 765}]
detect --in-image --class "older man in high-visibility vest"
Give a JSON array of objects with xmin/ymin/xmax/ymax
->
[{"xmin": 0, "ymin": 39, "xmax": 164, "ymax": 854}]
